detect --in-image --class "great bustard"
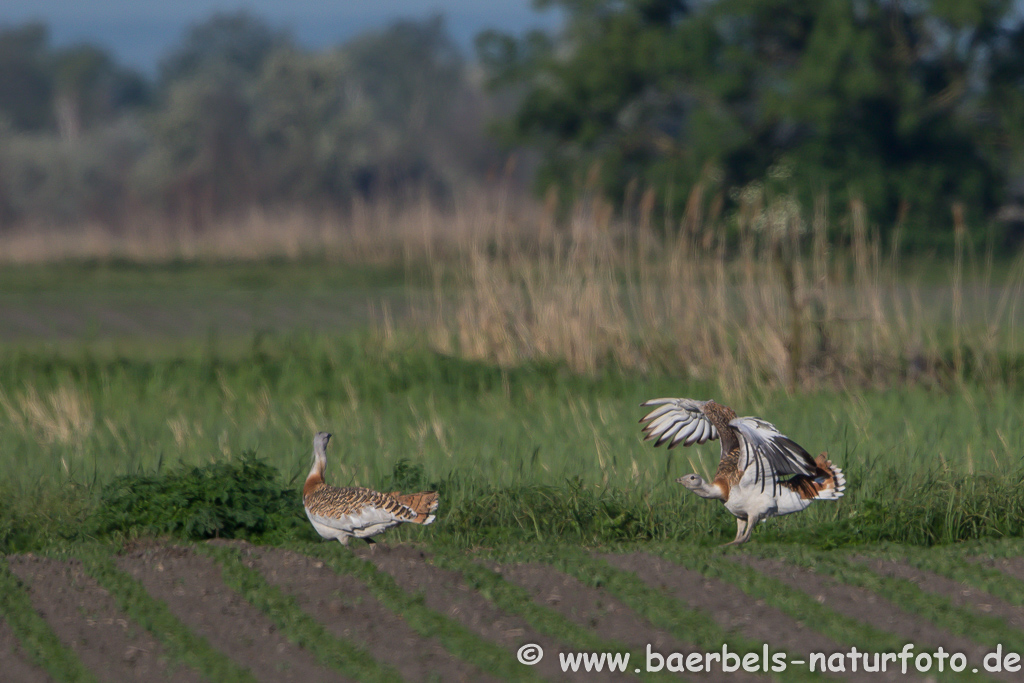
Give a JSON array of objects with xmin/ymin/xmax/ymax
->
[
  {"xmin": 639, "ymin": 398, "xmax": 845, "ymax": 545},
  {"xmin": 302, "ymin": 432, "xmax": 438, "ymax": 546}
]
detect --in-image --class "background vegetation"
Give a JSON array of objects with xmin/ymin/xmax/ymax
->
[
  {"xmin": 2, "ymin": 1, "xmax": 1024, "ymax": 557},
  {"xmin": 4, "ymin": 0, "xmax": 1024, "ymax": 249}
]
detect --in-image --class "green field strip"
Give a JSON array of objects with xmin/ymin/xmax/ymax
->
[
  {"xmin": 198, "ymin": 544, "xmax": 402, "ymax": 683},
  {"xmin": 651, "ymin": 545, "xmax": 910, "ymax": 652},
  {"xmin": 511, "ymin": 546, "xmax": 823, "ymax": 683},
  {"xmin": 431, "ymin": 549, "xmax": 682, "ymax": 683},
  {"xmin": 869, "ymin": 544, "xmax": 1024, "ymax": 608},
  {"xmin": 74, "ymin": 547, "xmax": 258, "ymax": 683},
  {"xmin": 298, "ymin": 543, "xmax": 547, "ymax": 683},
  {"xmin": 0, "ymin": 559, "xmax": 99, "ymax": 683},
  {"xmin": 652, "ymin": 545, "xmax": 993, "ymax": 683},
  {"xmin": 750, "ymin": 546, "xmax": 1024, "ymax": 655}
]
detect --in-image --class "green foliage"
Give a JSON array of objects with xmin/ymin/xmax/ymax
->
[
  {"xmin": 89, "ymin": 453, "xmax": 309, "ymax": 543},
  {"xmin": 784, "ymin": 469, "xmax": 1024, "ymax": 548},
  {"xmin": 484, "ymin": 0, "xmax": 1022, "ymax": 246},
  {"xmin": 445, "ymin": 478, "xmax": 683, "ymax": 544},
  {"xmin": 0, "ymin": 483, "xmax": 92, "ymax": 554}
]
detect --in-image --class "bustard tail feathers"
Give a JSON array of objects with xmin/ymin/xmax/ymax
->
[
  {"xmin": 810, "ymin": 453, "xmax": 845, "ymax": 500},
  {"xmin": 394, "ymin": 491, "xmax": 439, "ymax": 524},
  {"xmin": 782, "ymin": 453, "xmax": 846, "ymax": 501}
]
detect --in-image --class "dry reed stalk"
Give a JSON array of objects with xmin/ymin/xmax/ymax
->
[{"xmin": 425, "ymin": 187, "xmax": 1024, "ymax": 393}]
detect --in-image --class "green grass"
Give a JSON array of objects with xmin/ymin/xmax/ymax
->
[
  {"xmin": 74, "ymin": 546, "xmax": 258, "ymax": 683},
  {"xmin": 2, "ymin": 257, "xmax": 1024, "ymax": 554},
  {"xmin": 0, "ymin": 559, "xmax": 99, "ymax": 683},
  {"xmin": 199, "ymin": 543, "xmax": 402, "ymax": 683},
  {"xmin": 3, "ymin": 327, "xmax": 1024, "ymax": 552}
]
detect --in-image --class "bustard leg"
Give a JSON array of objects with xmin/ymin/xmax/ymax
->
[
  {"xmin": 722, "ymin": 517, "xmax": 748, "ymax": 546},
  {"xmin": 735, "ymin": 512, "xmax": 766, "ymax": 545}
]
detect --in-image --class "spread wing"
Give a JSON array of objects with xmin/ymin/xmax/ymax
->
[
  {"xmin": 639, "ymin": 398, "xmax": 719, "ymax": 449},
  {"xmin": 730, "ymin": 417, "xmax": 817, "ymax": 495}
]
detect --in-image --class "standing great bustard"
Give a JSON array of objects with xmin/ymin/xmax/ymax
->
[
  {"xmin": 303, "ymin": 432, "xmax": 439, "ymax": 546},
  {"xmin": 639, "ymin": 398, "xmax": 845, "ymax": 545}
]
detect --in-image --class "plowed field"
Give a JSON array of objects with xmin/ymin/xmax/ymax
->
[{"xmin": 4, "ymin": 540, "xmax": 1024, "ymax": 682}]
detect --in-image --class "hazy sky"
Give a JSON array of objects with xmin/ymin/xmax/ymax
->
[{"xmin": 0, "ymin": 0, "xmax": 562, "ymax": 73}]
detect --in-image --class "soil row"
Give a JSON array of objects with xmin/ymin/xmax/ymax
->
[{"xmin": 3, "ymin": 544, "xmax": 1024, "ymax": 682}]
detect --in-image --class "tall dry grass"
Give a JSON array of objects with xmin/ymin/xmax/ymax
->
[
  {"xmin": 426, "ymin": 184, "xmax": 1024, "ymax": 394},
  {"xmin": 0, "ymin": 187, "xmax": 540, "ymax": 266},
  {"xmin": 2, "ymin": 181, "xmax": 1022, "ymax": 393}
]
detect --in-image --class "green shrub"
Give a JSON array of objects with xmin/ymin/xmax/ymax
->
[{"xmin": 89, "ymin": 452, "xmax": 310, "ymax": 543}]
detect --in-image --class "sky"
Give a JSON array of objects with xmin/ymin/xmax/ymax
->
[{"xmin": 0, "ymin": 0, "xmax": 563, "ymax": 74}]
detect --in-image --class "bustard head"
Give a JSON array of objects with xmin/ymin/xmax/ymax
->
[
  {"xmin": 314, "ymin": 431, "xmax": 332, "ymax": 453},
  {"xmin": 311, "ymin": 432, "xmax": 332, "ymax": 471},
  {"xmin": 677, "ymin": 473, "xmax": 723, "ymax": 499}
]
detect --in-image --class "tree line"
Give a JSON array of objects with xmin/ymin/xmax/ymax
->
[
  {"xmin": 480, "ymin": 0, "xmax": 1024, "ymax": 249},
  {"xmin": 3, "ymin": 2, "xmax": 1024, "ymax": 249},
  {"xmin": 0, "ymin": 13, "xmax": 496, "ymax": 228}
]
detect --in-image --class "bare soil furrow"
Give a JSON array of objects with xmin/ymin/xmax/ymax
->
[
  {"xmin": 8, "ymin": 555, "xmax": 203, "ymax": 683},
  {"xmin": 734, "ymin": 556, "xmax": 1010, "ymax": 681},
  {"xmin": 0, "ymin": 616, "xmax": 54, "ymax": 683},
  {"xmin": 861, "ymin": 558, "xmax": 1024, "ymax": 629},
  {"xmin": 499, "ymin": 559, "xmax": 764, "ymax": 683},
  {"xmin": 114, "ymin": 545, "xmax": 346, "ymax": 683},
  {"xmin": 247, "ymin": 544, "xmax": 495, "ymax": 683},
  {"xmin": 364, "ymin": 545, "xmax": 628, "ymax": 683}
]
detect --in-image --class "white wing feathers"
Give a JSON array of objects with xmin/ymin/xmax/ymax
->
[
  {"xmin": 730, "ymin": 417, "xmax": 817, "ymax": 495},
  {"xmin": 639, "ymin": 398, "xmax": 719, "ymax": 449}
]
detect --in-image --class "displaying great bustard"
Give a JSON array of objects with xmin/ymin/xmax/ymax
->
[
  {"xmin": 639, "ymin": 398, "xmax": 845, "ymax": 545},
  {"xmin": 302, "ymin": 432, "xmax": 438, "ymax": 546}
]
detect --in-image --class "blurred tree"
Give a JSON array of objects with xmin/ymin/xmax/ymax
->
[
  {"xmin": 0, "ymin": 24, "xmax": 53, "ymax": 131},
  {"xmin": 158, "ymin": 11, "xmax": 291, "ymax": 86},
  {"xmin": 249, "ymin": 48, "xmax": 383, "ymax": 203},
  {"xmin": 143, "ymin": 14, "xmax": 486, "ymax": 220},
  {"xmin": 140, "ymin": 74, "xmax": 257, "ymax": 225},
  {"xmin": 52, "ymin": 45, "xmax": 150, "ymax": 140},
  {"xmin": 343, "ymin": 15, "xmax": 480, "ymax": 195},
  {"xmin": 482, "ymin": 0, "xmax": 1023, "ymax": 246}
]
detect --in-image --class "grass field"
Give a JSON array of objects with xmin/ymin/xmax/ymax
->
[
  {"xmin": 1, "ymin": 257, "xmax": 1023, "ymax": 553},
  {"xmin": 4, "ymin": 195, "xmax": 1024, "ymax": 680}
]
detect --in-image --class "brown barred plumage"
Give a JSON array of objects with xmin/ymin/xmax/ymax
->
[
  {"xmin": 303, "ymin": 432, "xmax": 438, "ymax": 546},
  {"xmin": 303, "ymin": 485, "xmax": 438, "ymax": 523}
]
